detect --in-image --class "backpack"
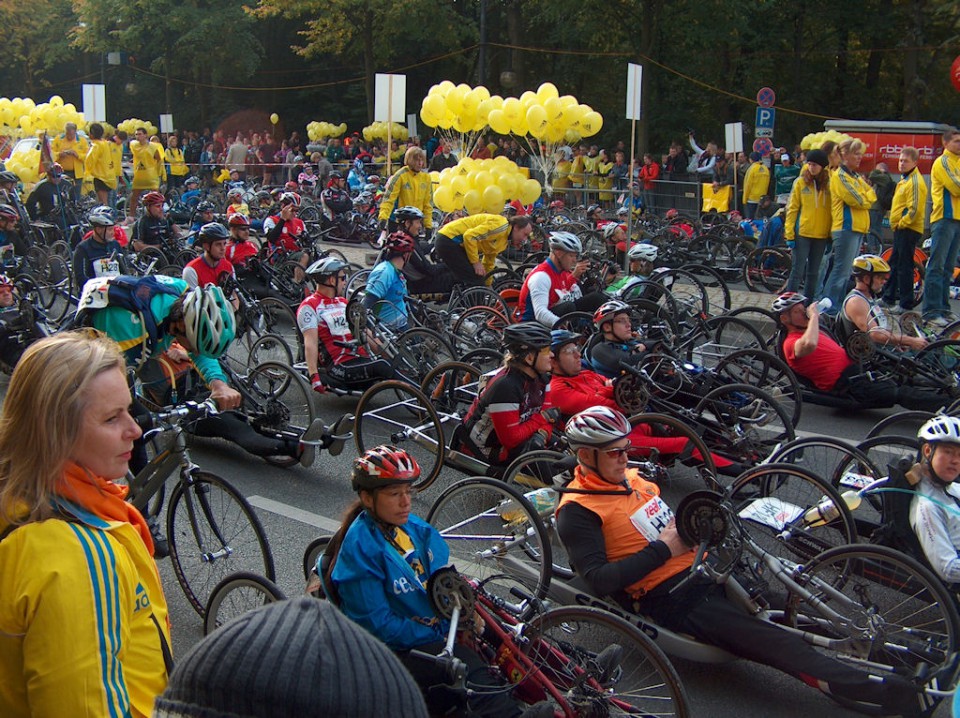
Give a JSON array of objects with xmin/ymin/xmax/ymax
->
[{"xmin": 76, "ymin": 274, "xmax": 184, "ymax": 364}]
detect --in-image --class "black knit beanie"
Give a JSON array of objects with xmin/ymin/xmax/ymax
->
[
  {"xmin": 153, "ymin": 597, "xmax": 429, "ymax": 718},
  {"xmin": 805, "ymin": 149, "xmax": 829, "ymax": 168}
]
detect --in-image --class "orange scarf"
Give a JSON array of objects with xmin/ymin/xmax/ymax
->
[{"xmin": 55, "ymin": 461, "xmax": 155, "ymax": 556}]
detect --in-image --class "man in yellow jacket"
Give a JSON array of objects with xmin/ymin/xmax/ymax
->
[
  {"xmin": 435, "ymin": 213, "xmax": 533, "ymax": 286},
  {"xmin": 881, "ymin": 146, "xmax": 928, "ymax": 313},
  {"xmin": 921, "ymin": 128, "xmax": 960, "ymax": 324},
  {"xmin": 742, "ymin": 152, "xmax": 770, "ymax": 219},
  {"xmin": 377, "ymin": 147, "xmax": 432, "ymax": 242},
  {"xmin": 84, "ymin": 122, "xmax": 117, "ymax": 206},
  {"xmin": 52, "ymin": 122, "xmax": 89, "ymax": 201}
]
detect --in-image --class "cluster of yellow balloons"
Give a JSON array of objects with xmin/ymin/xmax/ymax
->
[
  {"xmin": 431, "ymin": 157, "xmax": 541, "ymax": 214},
  {"xmin": 0, "ymin": 95, "xmax": 86, "ymax": 138},
  {"xmin": 801, "ymin": 130, "xmax": 855, "ymax": 150},
  {"xmin": 362, "ymin": 122, "xmax": 408, "ymax": 142},
  {"xmin": 5, "ymin": 148, "xmax": 42, "ymax": 185},
  {"xmin": 307, "ymin": 121, "xmax": 347, "ymax": 142},
  {"xmin": 117, "ymin": 117, "xmax": 159, "ymax": 137},
  {"xmin": 419, "ymin": 81, "xmax": 602, "ymax": 144}
]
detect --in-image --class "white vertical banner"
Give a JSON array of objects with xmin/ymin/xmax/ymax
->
[
  {"xmin": 625, "ymin": 63, "xmax": 643, "ymax": 121},
  {"xmin": 82, "ymin": 84, "xmax": 106, "ymax": 122},
  {"xmin": 159, "ymin": 114, "xmax": 174, "ymax": 133},
  {"xmin": 374, "ymin": 74, "xmax": 406, "ymax": 122},
  {"xmin": 725, "ymin": 122, "xmax": 744, "ymax": 154},
  {"xmin": 407, "ymin": 113, "xmax": 418, "ymax": 140}
]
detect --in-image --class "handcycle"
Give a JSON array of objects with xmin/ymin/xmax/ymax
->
[
  {"xmin": 426, "ymin": 467, "xmax": 960, "ymax": 715},
  {"xmin": 123, "ymin": 398, "xmax": 275, "ymax": 616}
]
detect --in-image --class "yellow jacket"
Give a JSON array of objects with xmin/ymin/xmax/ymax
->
[
  {"xmin": 165, "ymin": 147, "xmax": 188, "ymax": 177},
  {"xmin": 890, "ymin": 166, "xmax": 928, "ymax": 234},
  {"xmin": 931, "ymin": 149, "xmax": 960, "ymax": 224},
  {"xmin": 85, "ymin": 139, "xmax": 118, "ymax": 189},
  {"xmin": 438, "ymin": 213, "xmax": 511, "ymax": 273},
  {"xmin": 785, "ymin": 174, "xmax": 831, "ymax": 240},
  {"xmin": 52, "ymin": 133, "xmax": 90, "ymax": 176},
  {"xmin": 130, "ymin": 140, "xmax": 162, "ymax": 190},
  {"xmin": 111, "ymin": 142, "xmax": 124, "ymax": 182},
  {"xmin": 742, "ymin": 162, "xmax": 770, "ymax": 204},
  {"xmin": 378, "ymin": 166, "xmax": 433, "ymax": 229},
  {"xmin": 830, "ymin": 166, "xmax": 876, "ymax": 234},
  {"xmin": 0, "ymin": 498, "xmax": 170, "ymax": 717}
]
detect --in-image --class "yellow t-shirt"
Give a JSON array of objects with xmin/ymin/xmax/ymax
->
[
  {"xmin": 84, "ymin": 139, "xmax": 117, "ymax": 189},
  {"xmin": 130, "ymin": 141, "xmax": 161, "ymax": 190},
  {"xmin": 51, "ymin": 134, "xmax": 90, "ymax": 176}
]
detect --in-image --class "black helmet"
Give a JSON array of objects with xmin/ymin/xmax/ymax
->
[
  {"xmin": 394, "ymin": 206, "xmax": 424, "ymax": 222},
  {"xmin": 502, "ymin": 322, "xmax": 552, "ymax": 354},
  {"xmin": 0, "ymin": 171, "xmax": 19, "ymax": 184},
  {"xmin": 198, "ymin": 222, "xmax": 230, "ymax": 244},
  {"xmin": 329, "ymin": 171, "xmax": 343, "ymax": 180},
  {"xmin": 196, "ymin": 200, "xmax": 215, "ymax": 213}
]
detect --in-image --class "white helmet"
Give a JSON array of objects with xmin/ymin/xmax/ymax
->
[
  {"xmin": 602, "ymin": 223, "xmax": 623, "ymax": 240},
  {"xmin": 565, "ymin": 406, "xmax": 632, "ymax": 449},
  {"xmin": 306, "ymin": 256, "xmax": 348, "ymax": 278},
  {"xmin": 549, "ymin": 231, "xmax": 582, "ymax": 254},
  {"xmin": 918, "ymin": 416, "xmax": 960, "ymax": 445},
  {"xmin": 628, "ymin": 243, "xmax": 658, "ymax": 262},
  {"xmin": 182, "ymin": 286, "xmax": 236, "ymax": 358}
]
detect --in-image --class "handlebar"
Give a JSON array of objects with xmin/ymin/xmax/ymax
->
[{"xmin": 137, "ymin": 399, "xmax": 219, "ymax": 432}]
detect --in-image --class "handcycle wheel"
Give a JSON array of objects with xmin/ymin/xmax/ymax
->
[
  {"xmin": 448, "ymin": 284, "xmax": 509, "ymax": 317},
  {"xmin": 551, "ymin": 311, "xmax": 594, "ymax": 334},
  {"xmin": 693, "ymin": 383, "xmax": 795, "ymax": 467},
  {"xmin": 914, "ymin": 339, "xmax": 960, "ymax": 390},
  {"xmin": 42, "ymin": 255, "xmax": 75, "ymax": 324},
  {"xmin": 450, "ymin": 305, "xmax": 508, "ymax": 357},
  {"xmin": 725, "ymin": 306, "xmax": 782, "ymax": 350},
  {"xmin": 627, "ymin": 412, "xmax": 718, "ymax": 488},
  {"xmin": 783, "ymin": 543, "xmax": 960, "ymax": 709},
  {"xmin": 853, "ymin": 434, "xmax": 923, "ymax": 533},
  {"xmin": 203, "ymin": 571, "xmax": 287, "ymax": 636},
  {"xmin": 460, "ymin": 347, "xmax": 503, "ymax": 375},
  {"xmin": 391, "ymin": 327, "xmax": 457, "ymax": 385},
  {"xmin": 426, "ymin": 476, "xmax": 552, "ymax": 605},
  {"xmin": 524, "ymin": 605, "xmax": 691, "ymax": 718},
  {"xmin": 275, "ymin": 259, "xmax": 313, "ymax": 302},
  {"xmin": 174, "ymin": 248, "xmax": 199, "ymax": 268},
  {"xmin": 656, "ymin": 268, "xmax": 709, "ymax": 317},
  {"xmin": 684, "ymin": 316, "xmax": 766, "ymax": 370},
  {"xmin": 865, "ymin": 410, "xmax": 936, "ymax": 440},
  {"xmin": 245, "ymin": 361, "xmax": 316, "ymax": 468},
  {"xmin": 138, "ymin": 246, "xmax": 168, "ymax": 270},
  {"xmin": 619, "ymin": 278, "xmax": 679, "ymax": 318},
  {"xmin": 247, "ymin": 332, "xmax": 294, "ymax": 368},
  {"xmin": 167, "ymin": 470, "xmax": 276, "ymax": 616},
  {"xmin": 257, "ymin": 297, "xmax": 301, "ymax": 361},
  {"xmin": 715, "ymin": 348, "xmax": 803, "ymax": 428},
  {"xmin": 682, "ymin": 262, "xmax": 732, "ymax": 312},
  {"xmin": 420, "ymin": 361, "xmax": 481, "ymax": 418},
  {"xmin": 728, "ymin": 462, "xmax": 858, "ymax": 563},
  {"xmin": 303, "ymin": 535, "xmax": 332, "ymax": 581},
  {"xmin": 354, "ymin": 380, "xmax": 444, "ymax": 490}
]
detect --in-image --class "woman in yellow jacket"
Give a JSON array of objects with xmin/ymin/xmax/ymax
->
[
  {"xmin": 820, "ymin": 138, "xmax": 876, "ymax": 310},
  {"xmin": 84, "ymin": 122, "xmax": 117, "ymax": 207},
  {"xmin": 596, "ymin": 149, "xmax": 614, "ymax": 206},
  {"xmin": 435, "ymin": 213, "xmax": 533, "ymax": 286},
  {"xmin": 165, "ymin": 135, "xmax": 189, "ymax": 191},
  {"xmin": 378, "ymin": 147, "xmax": 432, "ymax": 242},
  {"xmin": 0, "ymin": 332, "xmax": 171, "ymax": 717},
  {"xmin": 742, "ymin": 152, "xmax": 770, "ymax": 219},
  {"xmin": 784, "ymin": 148, "xmax": 831, "ymax": 294}
]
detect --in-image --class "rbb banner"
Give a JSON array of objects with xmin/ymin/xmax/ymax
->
[{"xmin": 845, "ymin": 132, "xmax": 945, "ymax": 175}]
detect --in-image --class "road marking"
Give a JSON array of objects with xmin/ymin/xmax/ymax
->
[{"xmin": 248, "ymin": 495, "xmax": 341, "ymax": 532}]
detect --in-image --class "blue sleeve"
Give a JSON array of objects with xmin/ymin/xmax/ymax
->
[
  {"xmin": 364, "ymin": 264, "xmax": 390, "ymax": 300},
  {"xmin": 190, "ymin": 354, "xmax": 228, "ymax": 385}
]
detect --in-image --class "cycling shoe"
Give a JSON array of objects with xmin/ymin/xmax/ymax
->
[{"xmin": 326, "ymin": 414, "xmax": 353, "ymax": 457}]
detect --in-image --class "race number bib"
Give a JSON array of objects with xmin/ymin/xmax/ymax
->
[
  {"xmin": 94, "ymin": 258, "xmax": 121, "ymax": 278},
  {"xmin": 78, "ymin": 277, "xmax": 113, "ymax": 310},
  {"xmin": 630, "ymin": 496, "xmax": 674, "ymax": 542},
  {"xmin": 738, "ymin": 497, "xmax": 803, "ymax": 531},
  {"xmin": 320, "ymin": 306, "xmax": 350, "ymax": 337}
]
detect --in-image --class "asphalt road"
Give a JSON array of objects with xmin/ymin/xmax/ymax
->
[{"xmin": 155, "ymin": 392, "xmax": 949, "ymax": 718}]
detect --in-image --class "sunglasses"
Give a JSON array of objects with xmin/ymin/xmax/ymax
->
[{"xmin": 602, "ymin": 444, "xmax": 632, "ymax": 459}]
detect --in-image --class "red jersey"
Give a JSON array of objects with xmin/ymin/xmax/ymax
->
[
  {"xmin": 225, "ymin": 240, "xmax": 258, "ymax": 267},
  {"xmin": 263, "ymin": 215, "xmax": 305, "ymax": 252},
  {"xmin": 182, "ymin": 255, "xmax": 234, "ymax": 289},
  {"xmin": 783, "ymin": 331, "xmax": 852, "ymax": 391},
  {"xmin": 296, "ymin": 293, "xmax": 367, "ymax": 366}
]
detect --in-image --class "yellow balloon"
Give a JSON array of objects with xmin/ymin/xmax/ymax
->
[
  {"xmin": 510, "ymin": 114, "xmax": 529, "ymax": 137},
  {"xmin": 270, "ymin": 113, "xmax": 279, "ymax": 124},
  {"xmin": 581, "ymin": 111, "xmax": 603, "ymax": 136},
  {"xmin": 473, "ymin": 170, "xmax": 494, "ymax": 191},
  {"xmin": 502, "ymin": 98, "xmax": 522, "ymax": 122},
  {"xmin": 445, "ymin": 86, "xmax": 466, "ymax": 115},
  {"xmin": 429, "ymin": 171, "xmax": 441, "ymax": 183},
  {"xmin": 49, "ymin": 95, "xmax": 63, "ymax": 107},
  {"xmin": 499, "ymin": 172, "xmax": 519, "ymax": 198},
  {"xmin": 438, "ymin": 110, "xmax": 455, "ymax": 130},
  {"xmin": 544, "ymin": 97, "xmax": 563, "ymax": 122},
  {"xmin": 474, "ymin": 86, "xmax": 490, "ymax": 102},
  {"xmin": 424, "ymin": 94, "xmax": 445, "ymax": 121},
  {"xmin": 451, "ymin": 175, "xmax": 470, "ymax": 200},
  {"xmin": 437, "ymin": 80, "xmax": 456, "ymax": 95},
  {"xmin": 461, "ymin": 89, "xmax": 481, "ymax": 115},
  {"xmin": 537, "ymin": 82, "xmax": 559, "ymax": 103},
  {"xmin": 18, "ymin": 116, "xmax": 31, "ymax": 131},
  {"xmin": 463, "ymin": 189, "xmax": 483, "ymax": 215},
  {"xmin": 488, "ymin": 109, "xmax": 510, "ymax": 135},
  {"xmin": 63, "ymin": 103, "xmax": 75, "ymax": 113},
  {"xmin": 482, "ymin": 184, "xmax": 505, "ymax": 214},
  {"xmin": 489, "ymin": 95, "xmax": 504, "ymax": 110},
  {"xmin": 433, "ymin": 185, "xmax": 457, "ymax": 212},
  {"xmin": 519, "ymin": 91, "xmax": 538, "ymax": 109},
  {"xmin": 519, "ymin": 178, "xmax": 542, "ymax": 205},
  {"xmin": 526, "ymin": 104, "xmax": 549, "ymax": 139},
  {"xmin": 493, "ymin": 156, "xmax": 513, "ymax": 170},
  {"xmin": 560, "ymin": 95, "xmax": 578, "ymax": 107}
]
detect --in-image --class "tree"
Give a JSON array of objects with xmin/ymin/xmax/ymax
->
[{"xmin": 0, "ymin": 0, "xmax": 79, "ymax": 97}]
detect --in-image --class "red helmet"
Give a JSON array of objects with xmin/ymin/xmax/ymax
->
[
  {"xmin": 279, "ymin": 192, "xmax": 301, "ymax": 208},
  {"xmin": 384, "ymin": 232, "xmax": 415, "ymax": 254},
  {"xmin": 351, "ymin": 445, "xmax": 420, "ymax": 492},
  {"xmin": 228, "ymin": 213, "xmax": 251, "ymax": 228},
  {"xmin": 593, "ymin": 299, "xmax": 631, "ymax": 328},
  {"xmin": 549, "ymin": 199, "xmax": 565, "ymax": 210},
  {"xmin": 284, "ymin": 181, "xmax": 298, "ymax": 191},
  {"xmin": 664, "ymin": 208, "xmax": 679, "ymax": 220},
  {"xmin": 142, "ymin": 191, "xmax": 165, "ymax": 206}
]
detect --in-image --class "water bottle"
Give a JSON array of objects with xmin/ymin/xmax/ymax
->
[
  {"xmin": 816, "ymin": 297, "xmax": 832, "ymax": 313},
  {"xmin": 802, "ymin": 490, "xmax": 861, "ymax": 528},
  {"xmin": 524, "ymin": 487, "xmax": 559, "ymax": 517}
]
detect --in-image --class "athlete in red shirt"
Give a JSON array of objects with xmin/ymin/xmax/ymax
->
[{"xmin": 182, "ymin": 222, "xmax": 234, "ymax": 290}]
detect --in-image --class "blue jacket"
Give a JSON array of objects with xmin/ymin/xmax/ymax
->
[{"xmin": 332, "ymin": 512, "xmax": 450, "ymax": 650}]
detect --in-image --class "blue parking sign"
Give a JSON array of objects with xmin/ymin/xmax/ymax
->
[{"xmin": 755, "ymin": 107, "xmax": 775, "ymax": 131}]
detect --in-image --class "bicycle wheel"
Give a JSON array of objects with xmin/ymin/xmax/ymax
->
[
  {"xmin": 625, "ymin": 298, "xmax": 679, "ymax": 347},
  {"xmin": 683, "ymin": 316, "xmax": 766, "ymax": 369},
  {"xmin": 552, "ymin": 311, "xmax": 594, "ymax": 334},
  {"xmin": 245, "ymin": 361, "xmax": 316, "ymax": 468},
  {"xmin": 915, "ymin": 339, "xmax": 960, "ymax": 391},
  {"xmin": 354, "ymin": 380, "xmax": 444, "ymax": 490},
  {"xmin": 303, "ymin": 535, "xmax": 332, "ymax": 580},
  {"xmin": 715, "ymin": 348, "xmax": 803, "ymax": 428},
  {"xmin": 203, "ymin": 571, "xmax": 287, "ymax": 636},
  {"xmin": 725, "ymin": 306, "xmax": 782, "ymax": 350},
  {"xmin": 449, "ymin": 285, "xmax": 510, "ymax": 317},
  {"xmin": 460, "ymin": 347, "xmax": 503, "ymax": 375},
  {"xmin": 174, "ymin": 248, "xmax": 198, "ymax": 268},
  {"xmin": 138, "ymin": 246, "xmax": 168, "ymax": 270},
  {"xmin": 743, "ymin": 247, "xmax": 790, "ymax": 293},
  {"xmin": 257, "ymin": 297, "xmax": 301, "ymax": 359},
  {"xmin": 682, "ymin": 263, "xmax": 731, "ymax": 312},
  {"xmin": 784, "ymin": 543, "xmax": 960, "ymax": 710},
  {"xmin": 420, "ymin": 361, "xmax": 481, "ymax": 419},
  {"xmin": 41, "ymin": 255, "xmax": 74, "ymax": 323},
  {"xmin": 656, "ymin": 268, "xmax": 709, "ymax": 317},
  {"xmin": 693, "ymin": 383, "xmax": 795, "ymax": 467},
  {"xmin": 525, "ymin": 606, "xmax": 690, "ymax": 718},
  {"xmin": 854, "ymin": 434, "xmax": 922, "ymax": 534},
  {"xmin": 391, "ymin": 327, "xmax": 457, "ymax": 384},
  {"xmin": 247, "ymin": 332, "xmax": 293, "ymax": 367},
  {"xmin": 426, "ymin": 476, "xmax": 552, "ymax": 603},
  {"xmin": 866, "ymin": 411, "xmax": 935, "ymax": 439},
  {"xmin": 167, "ymin": 470, "xmax": 276, "ymax": 616},
  {"xmin": 728, "ymin": 462, "xmax": 858, "ymax": 563},
  {"xmin": 627, "ymin": 412, "xmax": 718, "ymax": 488},
  {"xmin": 275, "ymin": 259, "xmax": 313, "ymax": 302},
  {"xmin": 450, "ymin": 305, "xmax": 508, "ymax": 356}
]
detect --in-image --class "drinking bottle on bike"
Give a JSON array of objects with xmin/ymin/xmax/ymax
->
[{"xmin": 802, "ymin": 490, "xmax": 860, "ymax": 528}]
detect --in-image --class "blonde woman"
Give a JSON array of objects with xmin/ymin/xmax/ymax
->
[
  {"xmin": 784, "ymin": 148, "xmax": 831, "ymax": 293},
  {"xmin": 378, "ymin": 147, "xmax": 432, "ymax": 241},
  {"xmin": 0, "ymin": 332, "xmax": 171, "ymax": 717}
]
